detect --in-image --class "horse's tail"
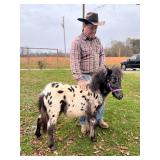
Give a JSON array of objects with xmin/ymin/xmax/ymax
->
[{"xmin": 38, "ymin": 94, "xmax": 49, "ymax": 133}]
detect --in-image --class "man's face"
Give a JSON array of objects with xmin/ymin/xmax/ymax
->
[{"xmin": 83, "ymin": 24, "xmax": 98, "ymax": 38}]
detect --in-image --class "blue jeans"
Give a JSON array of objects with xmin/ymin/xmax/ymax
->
[{"xmin": 80, "ymin": 74, "xmax": 105, "ymax": 125}]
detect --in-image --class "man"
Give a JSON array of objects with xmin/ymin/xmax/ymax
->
[{"xmin": 70, "ymin": 12, "xmax": 109, "ymax": 134}]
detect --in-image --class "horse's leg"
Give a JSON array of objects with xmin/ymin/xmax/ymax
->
[
  {"xmin": 86, "ymin": 103, "xmax": 97, "ymax": 141},
  {"xmin": 89, "ymin": 117, "xmax": 97, "ymax": 142},
  {"xmin": 47, "ymin": 116, "xmax": 58, "ymax": 151},
  {"xmin": 85, "ymin": 121, "xmax": 90, "ymax": 135},
  {"xmin": 35, "ymin": 114, "xmax": 42, "ymax": 138}
]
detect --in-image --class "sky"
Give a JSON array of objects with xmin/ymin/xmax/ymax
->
[{"xmin": 20, "ymin": 4, "xmax": 140, "ymax": 53}]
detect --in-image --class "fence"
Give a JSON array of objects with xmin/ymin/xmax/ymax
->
[
  {"xmin": 20, "ymin": 47, "xmax": 70, "ymax": 70},
  {"xmin": 20, "ymin": 47, "xmax": 129, "ymax": 70}
]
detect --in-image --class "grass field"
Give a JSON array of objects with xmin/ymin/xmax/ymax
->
[{"xmin": 20, "ymin": 69, "xmax": 140, "ymax": 156}]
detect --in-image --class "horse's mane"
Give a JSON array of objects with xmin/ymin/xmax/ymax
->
[
  {"xmin": 89, "ymin": 68, "xmax": 108, "ymax": 92},
  {"xmin": 111, "ymin": 65, "xmax": 123, "ymax": 77}
]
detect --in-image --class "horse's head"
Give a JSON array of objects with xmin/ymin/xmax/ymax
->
[
  {"xmin": 89, "ymin": 66, "xmax": 123, "ymax": 100},
  {"xmin": 105, "ymin": 66, "xmax": 123, "ymax": 100}
]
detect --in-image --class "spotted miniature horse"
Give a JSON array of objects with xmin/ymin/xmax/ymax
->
[{"xmin": 35, "ymin": 66, "xmax": 123, "ymax": 151}]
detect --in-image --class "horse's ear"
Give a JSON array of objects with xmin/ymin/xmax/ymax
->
[
  {"xmin": 107, "ymin": 68, "xmax": 112, "ymax": 76},
  {"xmin": 104, "ymin": 65, "xmax": 108, "ymax": 69},
  {"xmin": 104, "ymin": 65, "xmax": 111, "ymax": 76}
]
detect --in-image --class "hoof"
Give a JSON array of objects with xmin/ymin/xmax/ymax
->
[
  {"xmin": 91, "ymin": 137, "xmax": 97, "ymax": 142},
  {"xmin": 49, "ymin": 145, "xmax": 56, "ymax": 151},
  {"xmin": 35, "ymin": 132, "xmax": 41, "ymax": 138}
]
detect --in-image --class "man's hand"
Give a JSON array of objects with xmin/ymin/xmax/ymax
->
[{"xmin": 78, "ymin": 80, "xmax": 88, "ymax": 90}]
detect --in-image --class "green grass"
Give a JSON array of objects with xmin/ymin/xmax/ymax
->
[{"xmin": 20, "ymin": 69, "xmax": 140, "ymax": 156}]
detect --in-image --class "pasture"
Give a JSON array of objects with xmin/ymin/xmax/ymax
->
[{"xmin": 20, "ymin": 69, "xmax": 140, "ymax": 156}]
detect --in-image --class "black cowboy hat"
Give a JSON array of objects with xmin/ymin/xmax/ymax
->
[{"xmin": 77, "ymin": 12, "xmax": 105, "ymax": 26}]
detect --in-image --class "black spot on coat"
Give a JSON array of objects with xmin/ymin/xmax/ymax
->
[
  {"xmin": 47, "ymin": 99, "xmax": 52, "ymax": 106},
  {"xmin": 82, "ymin": 95, "xmax": 86, "ymax": 98},
  {"xmin": 52, "ymin": 83, "xmax": 58, "ymax": 87},
  {"xmin": 71, "ymin": 86, "xmax": 75, "ymax": 92},
  {"xmin": 49, "ymin": 101, "xmax": 52, "ymax": 105},
  {"xmin": 45, "ymin": 92, "xmax": 51, "ymax": 99},
  {"xmin": 55, "ymin": 85, "xmax": 59, "ymax": 88},
  {"xmin": 58, "ymin": 90, "xmax": 64, "ymax": 93},
  {"xmin": 82, "ymin": 95, "xmax": 86, "ymax": 100},
  {"xmin": 81, "ymin": 108, "xmax": 84, "ymax": 111},
  {"xmin": 59, "ymin": 100, "xmax": 67, "ymax": 114},
  {"xmin": 68, "ymin": 88, "xmax": 72, "ymax": 92}
]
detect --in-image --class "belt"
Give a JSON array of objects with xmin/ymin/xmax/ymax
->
[{"xmin": 82, "ymin": 72, "xmax": 94, "ymax": 76}]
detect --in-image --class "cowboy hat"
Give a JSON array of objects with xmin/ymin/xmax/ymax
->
[{"xmin": 77, "ymin": 12, "xmax": 105, "ymax": 26}]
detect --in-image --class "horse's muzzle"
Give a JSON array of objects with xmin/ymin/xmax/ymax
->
[{"xmin": 112, "ymin": 92, "xmax": 123, "ymax": 100}]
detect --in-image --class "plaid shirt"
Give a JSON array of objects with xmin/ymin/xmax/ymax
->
[{"xmin": 70, "ymin": 33, "xmax": 105, "ymax": 81}]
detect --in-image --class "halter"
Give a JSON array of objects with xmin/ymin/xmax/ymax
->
[{"xmin": 108, "ymin": 83, "xmax": 122, "ymax": 93}]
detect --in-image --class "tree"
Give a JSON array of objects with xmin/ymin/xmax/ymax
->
[
  {"xmin": 104, "ymin": 38, "xmax": 140, "ymax": 57},
  {"xmin": 126, "ymin": 38, "xmax": 140, "ymax": 54}
]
